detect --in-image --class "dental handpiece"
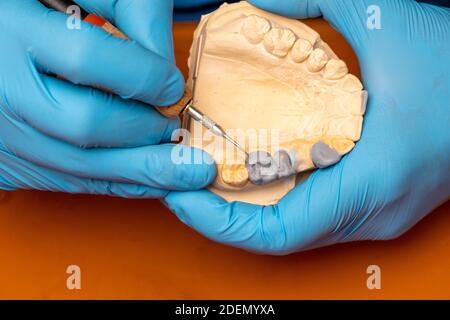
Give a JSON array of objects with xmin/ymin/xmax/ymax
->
[{"xmin": 183, "ymin": 103, "xmax": 247, "ymax": 155}]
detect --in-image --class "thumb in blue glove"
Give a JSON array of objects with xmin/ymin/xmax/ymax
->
[
  {"xmin": 0, "ymin": 0, "xmax": 216, "ymax": 197},
  {"xmin": 164, "ymin": 0, "xmax": 450, "ymax": 254}
]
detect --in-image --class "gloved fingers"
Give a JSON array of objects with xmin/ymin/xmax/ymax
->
[
  {"xmin": 16, "ymin": 0, "xmax": 183, "ymax": 106},
  {"xmin": 164, "ymin": 190, "xmax": 286, "ymax": 254},
  {"xmin": 75, "ymin": 0, "xmax": 176, "ymax": 61},
  {"xmin": 164, "ymin": 188, "xmax": 327, "ymax": 255},
  {"xmin": 0, "ymin": 149, "xmax": 169, "ymax": 198},
  {"xmin": 248, "ymin": 0, "xmax": 322, "ymax": 19},
  {"xmin": 0, "ymin": 114, "xmax": 216, "ymax": 190},
  {"xmin": 15, "ymin": 73, "xmax": 179, "ymax": 148},
  {"xmin": 174, "ymin": 0, "xmax": 223, "ymax": 9}
]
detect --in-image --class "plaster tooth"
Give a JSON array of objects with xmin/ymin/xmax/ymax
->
[
  {"xmin": 220, "ymin": 164, "xmax": 249, "ymax": 188},
  {"xmin": 328, "ymin": 116, "xmax": 363, "ymax": 141},
  {"xmin": 241, "ymin": 15, "xmax": 271, "ymax": 44},
  {"xmin": 263, "ymin": 28, "xmax": 296, "ymax": 57},
  {"xmin": 290, "ymin": 38, "xmax": 313, "ymax": 63},
  {"xmin": 323, "ymin": 138, "xmax": 355, "ymax": 155},
  {"xmin": 340, "ymin": 91, "xmax": 368, "ymax": 116},
  {"xmin": 324, "ymin": 59, "xmax": 348, "ymax": 80},
  {"xmin": 307, "ymin": 48, "xmax": 329, "ymax": 72},
  {"xmin": 337, "ymin": 74, "xmax": 364, "ymax": 93}
]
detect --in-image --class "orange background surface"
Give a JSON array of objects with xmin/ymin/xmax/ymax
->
[{"xmin": 0, "ymin": 21, "xmax": 449, "ymax": 300}]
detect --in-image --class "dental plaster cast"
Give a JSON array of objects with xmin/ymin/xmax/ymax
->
[{"xmin": 185, "ymin": 1, "xmax": 368, "ymax": 205}]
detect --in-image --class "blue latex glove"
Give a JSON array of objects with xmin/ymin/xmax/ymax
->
[
  {"xmin": 165, "ymin": 0, "xmax": 450, "ymax": 254},
  {"xmin": 174, "ymin": 0, "xmax": 223, "ymax": 9},
  {"xmin": 0, "ymin": 0, "xmax": 216, "ymax": 197},
  {"xmin": 174, "ymin": 0, "xmax": 236, "ymax": 21}
]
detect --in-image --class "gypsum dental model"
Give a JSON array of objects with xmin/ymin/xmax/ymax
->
[{"xmin": 184, "ymin": 1, "xmax": 367, "ymax": 205}]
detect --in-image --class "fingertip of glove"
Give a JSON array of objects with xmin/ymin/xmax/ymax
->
[
  {"xmin": 248, "ymin": 0, "xmax": 322, "ymax": 19},
  {"xmin": 161, "ymin": 116, "xmax": 182, "ymax": 142},
  {"xmin": 162, "ymin": 192, "xmax": 191, "ymax": 226},
  {"xmin": 185, "ymin": 148, "xmax": 217, "ymax": 189},
  {"xmin": 169, "ymin": 146, "xmax": 217, "ymax": 190},
  {"xmin": 163, "ymin": 189, "xmax": 221, "ymax": 227},
  {"xmin": 153, "ymin": 67, "xmax": 185, "ymax": 107}
]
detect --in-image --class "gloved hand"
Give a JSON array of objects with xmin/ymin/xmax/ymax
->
[
  {"xmin": 165, "ymin": 0, "xmax": 450, "ymax": 254},
  {"xmin": 0, "ymin": 0, "xmax": 216, "ymax": 197}
]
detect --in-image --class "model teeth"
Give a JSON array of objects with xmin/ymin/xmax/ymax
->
[
  {"xmin": 327, "ymin": 138, "xmax": 355, "ymax": 155},
  {"xmin": 291, "ymin": 38, "xmax": 313, "ymax": 63},
  {"xmin": 324, "ymin": 59, "xmax": 348, "ymax": 80},
  {"xmin": 328, "ymin": 116, "xmax": 363, "ymax": 141},
  {"xmin": 337, "ymin": 74, "xmax": 364, "ymax": 92},
  {"xmin": 241, "ymin": 15, "xmax": 271, "ymax": 44},
  {"xmin": 307, "ymin": 48, "xmax": 329, "ymax": 72},
  {"xmin": 341, "ymin": 91, "xmax": 368, "ymax": 115},
  {"xmin": 188, "ymin": 2, "xmax": 368, "ymax": 199},
  {"xmin": 220, "ymin": 164, "xmax": 249, "ymax": 188},
  {"xmin": 263, "ymin": 28, "xmax": 296, "ymax": 57}
]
